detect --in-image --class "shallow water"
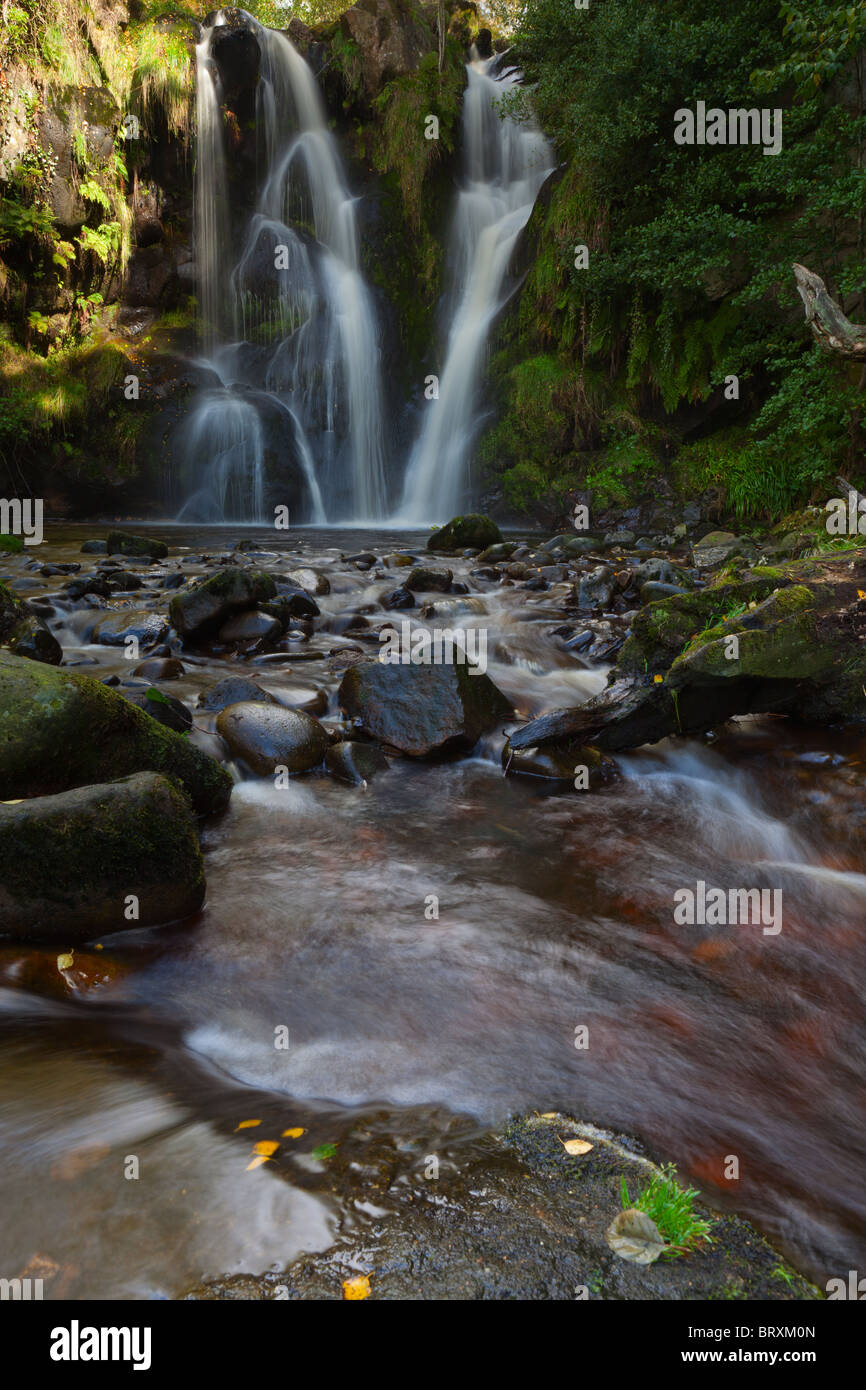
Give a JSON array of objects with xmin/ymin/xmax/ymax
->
[{"xmin": 1, "ymin": 524, "xmax": 865, "ymax": 1295}]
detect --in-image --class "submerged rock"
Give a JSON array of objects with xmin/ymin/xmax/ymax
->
[
  {"xmin": 0, "ymin": 772, "xmax": 204, "ymax": 944},
  {"xmin": 0, "ymin": 652, "xmax": 232, "ymax": 815},
  {"xmin": 427, "ymin": 514, "xmax": 502, "ymax": 554},
  {"xmin": 92, "ymin": 611, "xmax": 169, "ymax": 648},
  {"xmin": 197, "ymin": 676, "xmax": 279, "ymax": 711},
  {"xmin": 4, "ymin": 612, "xmax": 62, "ymax": 665},
  {"xmin": 216, "ymin": 701, "xmax": 330, "ymax": 774},
  {"xmin": 338, "ymin": 657, "xmax": 512, "ymax": 756},
  {"xmin": 325, "ymin": 739, "xmax": 389, "ymax": 784},
  {"xmin": 404, "ymin": 566, "xmax": 452, "ymax": 593},
  {"xmin": 169, "ymin": 568, "xmax": 277, "ymax": 640},
  {"xmin": 106, "ymin": 531, "xmax": 168, "ymax": 560}
]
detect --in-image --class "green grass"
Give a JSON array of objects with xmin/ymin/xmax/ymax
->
[{"xmin": 621, "ymin": 1163, "xmax": 715, "ymax": 1257}]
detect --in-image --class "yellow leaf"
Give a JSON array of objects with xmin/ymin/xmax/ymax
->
[
  {"xmin": 858, "ymin": 590, "xmax": 866, "ymax": 599},
  {"xmin": 245, "ymin": 1155, "xmax": 269, "ymax": 1171},
  {"xmin": 57, "ymin": 953, "xmax": 74, "ymax": 971},
  {"xmin": 538, "ymin": 1112, "xmax": 558, "ymax": 1119},
  {"xmin": 282, "ymin": 1127, "xmax": 306, "ymax": 1138},
  {"xmin": 252, "ymin": 1141, "xmax": 279, "ymax": 1157},
  {"xmin": 1, "ymin": 800, "xmax": 23, "ymax": 804},
  {"xmin": 560, "ymin": 1138, "xmax": 594, "ymax": 1156},
  {"xmin": 342, "ymin": 1275, "xmax": 371, "ymax": 1300},
  {"xmin": 653, "ymin": 674, "xmax": 663, "ymax": 684},
  {"xmin": 235, "ymin": 1119, "xmax": 261, "ymax": 1131}
]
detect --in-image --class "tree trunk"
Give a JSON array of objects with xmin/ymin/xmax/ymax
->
[{"xmin": 793, "ymin": 263, "xmax": 866, "ymax": 359}]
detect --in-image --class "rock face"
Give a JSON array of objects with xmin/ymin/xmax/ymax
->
[
  {"xmin": 427, "ymin": 515, "xmax": 503, "ymax": 554},
  {"xmin": 216, "ymin": 701, "xmax": 330, "ymax": 774},
  {"xmin": 169, "ymin": 569, "xmax": 277, "ymax": 640},
  {"xmin": 0, "ymin": 652, "xmax": 231, "ymax": 815},
  {"xmin": 338, "ymin": 658, "xmax": 513, "ymax": 756},
  {"xmin": 340, "ymin": 0, "xmax": 430, "ymax": 98},
  {"xmin": 0, "ymin": 772, "xmax": 205, "ymax": 944}
]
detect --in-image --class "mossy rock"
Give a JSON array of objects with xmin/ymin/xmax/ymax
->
[
  {"xmin": 0, "ymin": 652, "xmax": 231, "ymax": 815},
  {"xmin": 169, "ymin": 568, "xmax": 278, "ymax": 640},
  {"xmin": 0, "ymin": 772, "xmax": 205, "ymax": 944},
  {"xmin": 427, "ymin": 514, "xmax": 502, "ymax": 553},
  {"xmin": 107, "ymin": 531, "xmax": 169, "ymax": 560}
]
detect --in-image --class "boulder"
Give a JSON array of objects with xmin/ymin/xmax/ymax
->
[
  {"xmin": 0, "ymin": 772, "xmax": 204, "ymax": 944},
  {"xmin": 404, "ymin": 566, "xmax": 453, "ymax": 593},
  {"xmin": 169, "ymin": 568, "xmax": 277, "ymax": 639},
  {"xmin": 92, "ymin": 611, "xmax": 169, "ymax": 648},
  {"xmin": 693, "ymin": 531, "xmax": 754, "ymax": 570},
  {"xmin": 427, "ymin": 515, "xmax": 502, "ymax": 554},
  {"xmin": 338, "ymin": 658, "xmax": 513, "ymax": 756},
  {"xmin": 325, "ymin": 740, "xmax": 389, "ymax": 785},
  {"xmin": 0, "ymin": 652, "xmax": 231, "ymax": 815},
  {"xmin": 216, "ymin": 701, "xmax": 330, "ymax": 774},
  {"xmin": 287, "ymin": 567, "xmax": 330, "ymax": 596},
  {"xmin": 218, "ymin": 610, "xmax": 282, "ymax": 643},
  {"xmin": 106, "ymin": 531, "xmax": 168, "ymax": 560},
  {"xmin": 578, "ymin": 565, "xmax": 615, "ymax": 611}
]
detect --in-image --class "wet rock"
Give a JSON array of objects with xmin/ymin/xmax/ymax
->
[
  {"xmin": 578, "ymin": 565, "xmax": 615, "ymax": 610},
  {"xmin": 477, "ymin": 541, "xmax": 518, "ymax": 562},
  {"xmin": 121, "ymin": 687, "xmax": 193, "ymax": 733},
  {"xmin": 287, "ymin": 567, "xmax": 330, "ymax": 596},
  {"xmin": 345, "ymin": 552, "xmax": 377, "ymax": 570},
  {"xmin": 693, "ymin": 530, "xmax": 754, "ymax": 570},
  {"xmin": 504, "ymin": 743, "xmax": 616, "ymax": 786},
  {"xmin": 106, "ymin": 531, "xmax": 168, "ymax": 560},
  {"xmin": 215, "ymin": 701, "xmax": 330, "ymax": 775},
  {"xmin": 0, "ymin": 772, "xmax": 204, "ymax": 944},
  {"xmin": 338, "ymin": 658, "xmax": 512, "ymax": 756},
  {"xmin": 218, "ymin": 610, "xmax": 283, "ymax": 643},
  {"xmin": 383, "ymin": 553, "xmax": 415, "ymax": 568},
  {"xmin": 404, "ymin": 566, "xmax": 452, "ymax": 593},
  {"xmin": 41, "ymin": 562, "xmax": 80, "ymax": 577},
  {"xmin": 427, "ymin": 514, "xmax": 502, "ymax": 554},
  {"xmin": 325, "ymin": 739, "xmax": 389, "ymax": 785},
  {"xmin": 64, "ymin": 574, "xmax": 111, "ymax": 600},
  {"xmin": 106, "ymin": 569, "xmax": 145, "ymax": 591},
  {"xmin": 197, "ymin": 676, "xmax": 279, "ymax": 711},
  {"xmin": 383, "ymin": 586, "xmax": 415, "ymax": 610},
  {"xmin": 92, "ymin": 611, "xmax": 169, "ymax": 649},
  {"xmin": 5, "ymin": 614, "xmax": 63, "ymax": 665},
  {"xmin": 604, "ymin": 529, "xmax": 636, "ymax": 547},
  {"xmin": 267, "ymin": 587, "xmax": 320, "ymax": 620},
  {"xmin": 133, "ymin": 658, "xmax": 185, "ymax": 681},
  {"xmin": 640, "ymin": 581, "xmax": 689, "ymax": 603},
  {"xmin": 632, "ymin": 558, "xmax": 683, "ymax": 588},
  {"xmin": 169, "ymin": 568, "xmax": 277, "ymax": 640},
  {"xmin": 0, "ymin": 652, "xmax": 231, "ymax": 815},
  {"xmin": 80, "ymin": 539, "xmax": 107, "ymax": 555}
]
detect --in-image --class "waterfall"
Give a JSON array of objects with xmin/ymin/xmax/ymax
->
[
  {"xmin": 397, "ymin": 54, "xmax": 555, "ymax": 524},
  {"xmin": 182, "ymin": 10, "xmax": 386, "ymax": 524}
]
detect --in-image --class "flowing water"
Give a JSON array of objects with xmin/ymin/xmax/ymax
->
[
  {"xmin": 398, "ymin": 54, "xmax": 555, "ymax": 522},
  {"xmin": 179, "ymin": 14, "xmax": 386, "ymax": 524},
  {"xmin": 2, "ymin": 525, "xmax": 866, "ymax": 1296}
]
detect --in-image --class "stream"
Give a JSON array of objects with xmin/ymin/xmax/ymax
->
[{"xmin": 1, "ymin": 524, "xmax": 865, "ymax": 1297}]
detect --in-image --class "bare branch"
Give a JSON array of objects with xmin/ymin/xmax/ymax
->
[{"xmin": 793, "ymin": 263, "xmax": 866, "ymax": 359}]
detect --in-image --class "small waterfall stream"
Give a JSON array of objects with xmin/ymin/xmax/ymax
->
[{"xmin": 397, "ymin": 54, "xmax": 555, "ymax": 523}]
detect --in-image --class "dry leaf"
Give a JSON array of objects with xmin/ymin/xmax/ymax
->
[
  {"xmin": 560, "ymin": 1137, "xmax": 593, "ymax": 1156},
  {"xmin": 245, "ymin": 1139, "xmax": 279, "ymax": 1171},
  {"xmin": 235, "ymin": 1119, "xmax": 261, "ymax": 1131},
  {"xmin": 606, "ymin": 1208, "xmax": 667, "ymax": 1264},
  {"xmin": 282, "ymin": 1127, "xmax": 306, "ymax": 1138},
  {"xmin": 342, "ymin": 1274, "xmax": 371, "ymax": 1300},
  {"xmin": 57, "ymin": 953, "xmax": 74, "ymax": 971},
  {"xmin": 653, "ymin": 674, "xmax": 663, "ymax": 684}
]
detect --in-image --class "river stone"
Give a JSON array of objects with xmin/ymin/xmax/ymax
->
[
  {"xmin": 427, "ymin": 515, "xmax": 502, "ymax": 553},
  {"xmin": 267, "ymin": 587, "xmax": 320, "ymax": 620},
  {"xmin": 325, "ymin": 740, "xmax": 389, "ymax": 785},
  {"xmin": 197, "ymin": 676, "xmax": 279, "ymax": 711},
  {"xmin": 121, "ymin": 687, "xmax": 193, "ymax": 733},
  {"xmin": 477, "ymin": 542, "xmax": 518, "ymax": 562},
  {"xmin": 0, "ymin": 772, "xmax": 204, "ymax": 944},
  {"xmin": 80, "ymin": 539, "xmax": 107, "ymax": 554},
  {"xmin": 0, "ymin": 651, "xmax": 231, "ymax": 815},
  {"xmin": 287, "ymin": 567, "xmax": 330, "ymax": 596},
  {"xmin": 216, "ymin": 701, "xmax": 329, "ymax": 774},
  {"xmin": 133, "ymin": 658, "xmax": 185, "ymax": 680},
  {"xmin": 693, "ymin": 531, "xmax": 748, "ymax": 569},
  {"xmin": 383, "ymin": 587, "xmax": 415, "ymax": 610},
  {"xmin": 578, "ymin": 565, "xmax": 615, "ymax": 610},
  {"xmin": 218, "ymin": 610, "xmax": 282, "ymax": 643},
  {"xmin": 338, "ymin": 658, "xmax": 513, "ymax": 756},
  {"xmin": 106, "ymin": 531, "xmax": 168, "ymax": 560},
  {"xmin": 640, "ymin": 581, "xmax": 688, "ymax": 603},
  {"xmin": 92, "ymin": 610, "xmax": 169, "ymax": 648},
  {"xmin": 169, "ymin": 568, "xmax": 277, "ymax": 639},
  {"xmin": 404, "ymin": 566, "xmax": 452, "ymax": 593}
]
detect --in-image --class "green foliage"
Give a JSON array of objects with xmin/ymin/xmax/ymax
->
[{"xmin": 621, "ymin": 1164, "xmax": 715, "ymax": 1257}]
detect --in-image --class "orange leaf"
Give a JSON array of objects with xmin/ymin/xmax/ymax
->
[
  {"xmin": 235, "ymin": 1119, "xmax": 261, "ymax": 1131},
  {"xmin": 342, "ymin": 1275, "xmax": 371, "ymax": 1300},
  {"xmin": 282, "ymin": 1127, "xmax": 306, "ymax": 1138}
]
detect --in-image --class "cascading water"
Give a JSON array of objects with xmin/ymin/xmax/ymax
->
[
  {"xmin": 178, "ymin": 10, "xmax": 387, "ymax": 524},
  {"xmin": 397, "ymin": 53, "xmax": 555, "ymax": 523}
]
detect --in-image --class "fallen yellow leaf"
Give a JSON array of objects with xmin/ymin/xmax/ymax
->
[
  {"xmin": 342, "ymin": 1275, "xmax": 371, "ymax": 1300},
  {"xmin": 245, "ymin": 1155, "xmax": 269, "ymax": 1171},
  {"xmin": 282, "ymin": 1127, "xmax": 306, "ymax": 1138},
  {"xmin": 245, "ymin": 1139, "xmax": 279, "ymax": 1171},
  {"xmin": 539, "ymin": 1112, "xmax": 558, "ymax": 1119},
  {"xmin": 57, "ymin": 953, "xmax": 74, "ymax": 971},
  {"xmin": 653, "ymin": 674, "xmax": 663, "ymax": 684},
  {"xmin": 235, "ymin": 1119, "xmax": 261, "ymax": 1131},
  {"xmin": 560, "ymin": 1138, "xmax": 594, "ymax": 1156}
]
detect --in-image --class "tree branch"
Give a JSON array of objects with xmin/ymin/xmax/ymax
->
[{"xmin": 793, "ymin": 263, "xmax": 866, "ymax": 359}]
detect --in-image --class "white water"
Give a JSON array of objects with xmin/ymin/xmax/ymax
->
[
  {"xmin": 397, "ymin": 55, "xmax": 555, "ymax": 523},
  {"xmin": 183, "ymin": 12, "xmax": 386, "ymax": 524}
]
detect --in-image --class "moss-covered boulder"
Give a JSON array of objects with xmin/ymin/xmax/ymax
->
[
  {"xmin": 338, "ymin": 657, "xmax": 513, "ymax": 755},
  {"xmin": 0, "ymin": 772, "xmax": 205, "ymax": 944},
  {"xmin": 169, "ymin": 568, "xmax": 277, "ymax": 640},
  {"xmin": 427, "ymin": 515, "xmax": 502, "ymax": 554},
  {"xmin": 0, "ymin": 652, "xmax": 232, "ymax": 814},
  {"xmin": 0, "ymin": 582, "xmax": 62, "ymax": 664},
  {"xmin": 107, "ymin": 531, "xmax": 169, "ymax": 560}
]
